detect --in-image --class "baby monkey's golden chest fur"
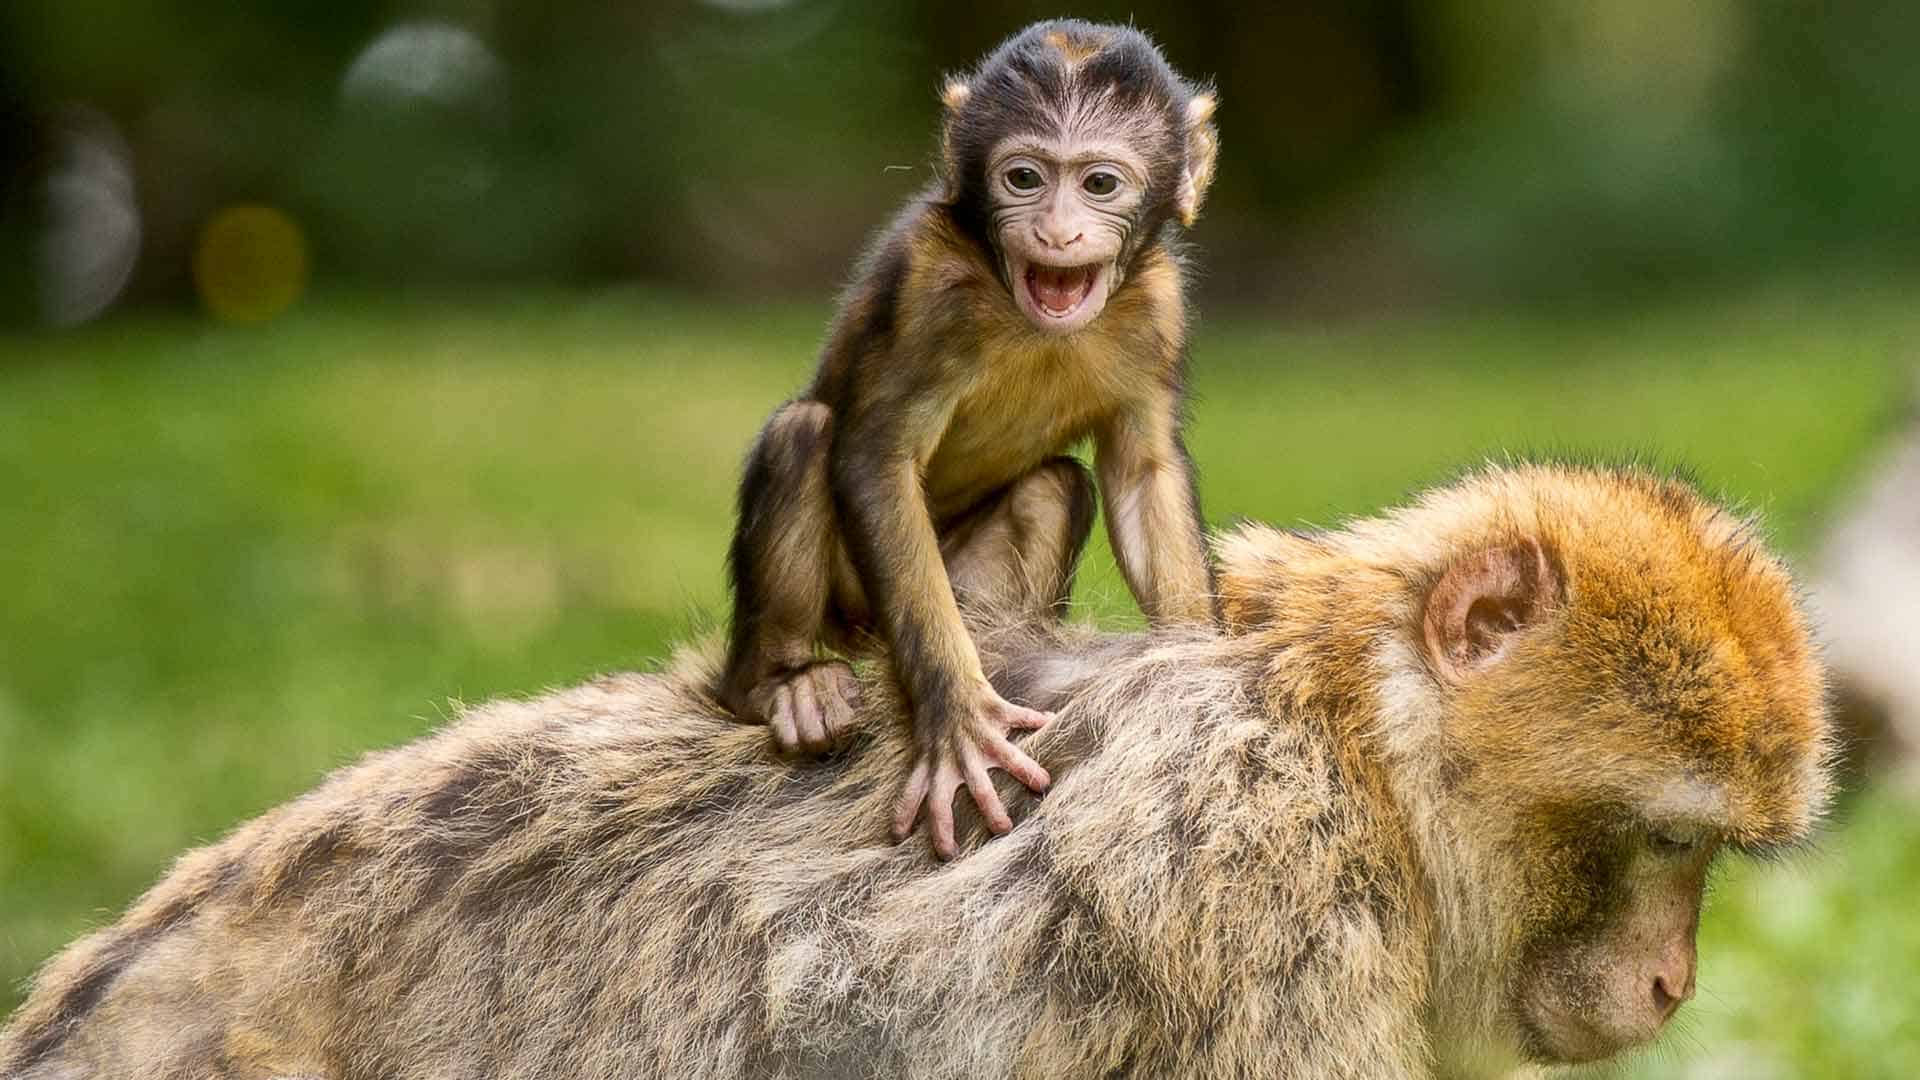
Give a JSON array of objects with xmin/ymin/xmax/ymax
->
[{"xmin": 907, "ymin": 220, "xmax": 1189, "ymax": 519}]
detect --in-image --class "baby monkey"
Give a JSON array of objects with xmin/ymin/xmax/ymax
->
[{"xmin": 720, "ymin": 20, "xmax": 1219, "ymax": 857}]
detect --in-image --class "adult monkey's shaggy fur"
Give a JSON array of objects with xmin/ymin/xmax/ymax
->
[{"xmin": 2, "ymin": 464, "xmax": 1831, "ymax": 1079}]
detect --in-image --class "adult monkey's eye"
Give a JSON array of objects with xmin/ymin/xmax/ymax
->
[
  {"xmin": 1083, "ymin": 171, "xmax": 1120, "ymax": 197},
  {"xmin": 1005, "ymin": 166, "xmax": 1044, "ymax": 192},
  {"xmin": 1648, "ymin": 828, "xmax": 1702, "ymax": 855}
]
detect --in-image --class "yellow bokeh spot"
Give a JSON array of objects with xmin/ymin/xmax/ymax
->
[{"xmin": 193, "ymin": 205, "xmax": 309, "ymax": 324}]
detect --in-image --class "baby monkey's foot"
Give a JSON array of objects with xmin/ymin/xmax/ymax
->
[
  {"xmin": 891, "ymin": 690, "xmax": 1053, "ymax": 860},
  {"xmin": 754, "ymin": 661, "xmax": 862, "ymax": 755}
]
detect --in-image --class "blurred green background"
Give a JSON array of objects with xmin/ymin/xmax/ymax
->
[{"xmin": 3, "ymin": 1, "xmax": 1918, "ymax": 1075}]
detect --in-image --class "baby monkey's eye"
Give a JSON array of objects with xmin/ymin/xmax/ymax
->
[
  {"xmin": 1082, "ymin": 171, "xmax": 1121, "ymax": 197},
  {"xmin": 1005, "ymin": 167, "xmax": 1044, "ymax": 192}
]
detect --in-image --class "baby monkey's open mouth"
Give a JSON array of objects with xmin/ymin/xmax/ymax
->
[
  {"xmin": 1008, "ymin": 256, "xmax": 1112, "ymax": 334},
  {"xmin": 1025, "ymin": 263, "xmax": 1099, "ymax": 318}
]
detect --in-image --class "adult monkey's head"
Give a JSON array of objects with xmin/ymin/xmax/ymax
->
[
  {"xmin": 1401, "ymin": 473, "xmax": 1831, "ymax": 1069},
  {"xmin": 1217, "ymin": 465, "xmax": 1835, "ymax": 1072},
  {"xmin": 938, "ymin": 20, "xmax": 1218, "ymax": 335}
]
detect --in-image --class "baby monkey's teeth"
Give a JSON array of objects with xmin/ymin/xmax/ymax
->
[{"xmin": 1028, "ymin": 264, "xmax": 1096, "ymax": 315}]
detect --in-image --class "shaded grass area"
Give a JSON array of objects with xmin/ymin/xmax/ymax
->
[{"xmin": 0, "ymin": 288, "xmax": 1913, "ymax": 1073}]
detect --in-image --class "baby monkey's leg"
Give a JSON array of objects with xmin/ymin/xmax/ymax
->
[
  {"xmin": 942, "ymin": 456, "xmax": 1097, "ymax": 624},
  {"xmin": 721, "ymin": 401, "xmax": 864, "ymax": 754}
]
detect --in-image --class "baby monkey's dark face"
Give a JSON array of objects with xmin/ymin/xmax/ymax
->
[{"xmin": 988, "ymin": 131, "xmax": 1148, "ymax": 334}]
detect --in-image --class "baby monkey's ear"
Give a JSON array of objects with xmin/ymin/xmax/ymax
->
[
  {"xmin": 941, "ymin": 77, "xmax": 972, "ymax": 112},
  {"xmin": 1421, "ymin": 537, "xmax": 1562, "ymax": 684},
  {"xmin": 1176, "ymin": 93, "xmax": 1219, "ymax": 228},
  {"xmin": 938, "ymin": 77, "xmax": 973, "ymax": 196}
]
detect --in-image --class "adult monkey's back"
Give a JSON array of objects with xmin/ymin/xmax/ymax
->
[{"xmin": 1, "ymin": 463, "xmax": 1831, "ymax": 1079}]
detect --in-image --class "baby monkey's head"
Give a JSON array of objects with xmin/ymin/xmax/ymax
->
[{"xmin": 939, "ymin": 20, "xmax": 1217, "ymax": 335}]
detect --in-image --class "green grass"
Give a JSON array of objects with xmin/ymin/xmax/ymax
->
[{"xmin": 0, "ymin": 287, "xmax": 1914, "ymax": 1074}]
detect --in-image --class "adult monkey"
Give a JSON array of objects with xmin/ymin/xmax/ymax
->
[
  {"xmin": 0, "ymin": 464, "xmax": 1832, "ymax": 1079},
  {"xmin": 720, "ymin": 20, "xmax": 1221, "ymax": 856}
]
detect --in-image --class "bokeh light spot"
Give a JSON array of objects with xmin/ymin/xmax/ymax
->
[
  {"xmin": 341, "ymin": 21, "xmax": 504, "ymax": 112},
  {"xmin": 39, "ymin": 108, "xmax": 142, "ymax": 327},
  {"xmin": 193, "ymin": 205, "xmax": 310, "ymax": 324}
]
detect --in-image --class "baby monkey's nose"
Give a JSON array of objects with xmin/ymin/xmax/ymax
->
[{"xmin": 1034, "ymin": 224, "xmax": 1084, "ymax": 250}]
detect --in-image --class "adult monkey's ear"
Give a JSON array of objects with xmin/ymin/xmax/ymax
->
[
  {"xmin": 1421, "ymin": 537, "xmax": 1563, "ymax": 684},
  {"xmin": 1176, "ymin": 92, "xmax": 1219, "ymax": 228}
]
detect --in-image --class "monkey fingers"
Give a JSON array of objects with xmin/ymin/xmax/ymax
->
[
  {"xmin": 791, "ymin": 676, "xmax": 826, "ymax": 752},
  {"xmin": 766, "ymin": 682, "xmax": 800, "ymax": 750},
  {"xmin": 889, "ymin": 757, "xmax": 936, "ymax": 842},
  {"xmin": 902, "ymin": 736, "xmax": 1038, "ymax": 860},
  {"xmin": 977, "ymin": 700, "xmax": 1053, "ymax": 791},
  {"xmin": 962, "ymin": 750, "xmax": 1012, "ymax": 835},
  {"xmin": 762, "ymin": 661, "xmax": 861, "ymax": 757},
  {"xmin": 891, "ymin": 698, "xmax": 1055, "ymax": 859},
  {"xmin": 924, "ymin": 756, "xmax": 970, "ymax": 860}
]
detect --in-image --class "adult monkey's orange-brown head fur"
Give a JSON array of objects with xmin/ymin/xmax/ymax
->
[{"xmin": 1218, "ymin": 462, "xmax": 1832, "ymax": 1069}]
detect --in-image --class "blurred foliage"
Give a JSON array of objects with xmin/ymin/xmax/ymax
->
[
  {"xmin": 4, "ymin": 0, "xmax": 1919, "ymax": 319},
  {"xmin": 1388, "ymin": 0, "xmax": 1920, "ymax": 306}
]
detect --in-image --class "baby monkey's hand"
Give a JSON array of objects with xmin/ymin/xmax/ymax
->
[{"xmin": 890, "ymin": 686, "xmax": 1052, "ymax": 859}]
